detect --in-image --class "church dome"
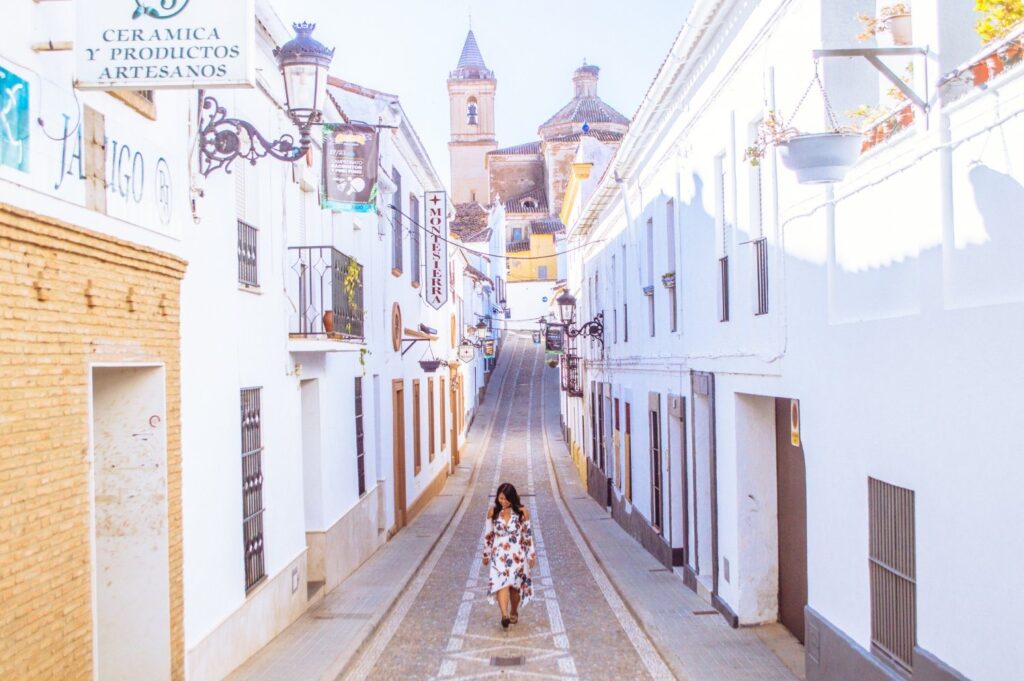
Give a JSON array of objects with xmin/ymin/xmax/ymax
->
[{"xmin": 538, "ymin": 63, "xmax": 629, "ymax": 140}]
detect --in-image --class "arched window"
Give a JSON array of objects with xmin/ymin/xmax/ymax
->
[
  {"xmin": 522, "ymin": 199, "xmax": 537, "ymax": 210},
  {"xmin": 467, "ymin": 98, "xmax": 478, "ymax": 126}
]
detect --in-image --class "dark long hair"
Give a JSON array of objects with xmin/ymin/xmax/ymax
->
[{"xmin": 492, "ymin": 482, "xmax": 524, "ymax": 522}]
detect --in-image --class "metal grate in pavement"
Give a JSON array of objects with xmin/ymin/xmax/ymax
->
[{"xmin": 490, "ymin": 656, "xmax": 525, "ymax": 667}]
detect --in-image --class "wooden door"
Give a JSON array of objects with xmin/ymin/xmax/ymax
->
[
  {"xmin": 775, "ymin": 398, "xmax": 807, "ymax": 643},
  {"xmin": 450, "ymin": 376, "xmax": 460, "ymax": 466},
  {"xmin": 392, "ymin": 380, "xmax": 407, "ymax": 532}
]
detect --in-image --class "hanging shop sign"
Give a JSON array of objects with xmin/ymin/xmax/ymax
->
[
  {"xmin": 75, "ymin": 0, "xmax": 256, "ymax": 90},
  {"xmin": 532, "ymin": 331, "xmax": 541, "ymax": 344},
  {"xmin": 545, "ymin": 325, "xmax": 565, "ymax": 355},
  {"xmin": 322, "ymin": 123, "xmax": 379, "ymax": 213},
  {"xmin": 423, "ymin": 190, "xmax": 449, "ymax": 310},
  {"xmin": 483, "ymin": 339, "xmax": 496, "ymax": 360},
  {"xmin": 0, "ymin": 66, "xmax": 30, "ymax": 173},
  {"xmin": 458, "ymin": 343, "xmax": 476, "ymax": 363}
]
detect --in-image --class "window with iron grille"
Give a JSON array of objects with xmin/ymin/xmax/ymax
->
[
  {"xmin": 869, "ymin": 477, "xmax": 917, "ymax": 673},
  {"xmin": 623, "ymin": 302, "xmax": 629, "ymax": 342},
  {"xmin": 590, "ymin": 383, "xmax": 599, "ymax": 463},
  {"xmin": 754, "ymin": 237, "xmax": 769, "ymax": 316},
  {"xmin": 719, "ymin": 256, "xmax": 730, "ymax": 322},
  {"xmin": 238, "ymin": 220, "xmax": 258, "ymax": 287},
  {"xmin": 410, "ymin": 194, "xmax": 421, "ymax": 286},
  {"xmin": 240, "ymin": 388, "xmax": 265, "ymax": 592},
  {"xmin": 392, "ymin": 168, "xmax": 403, "ymax": 273},
  {"xmin": 412, "ymin": 379, "xmax": 422, "ymax": 474},
  {"xmin": 355, "ymin": 377, "xmax": 366, "ymax": 496},
  {"xmin": 597, "ymin": 384, "xmax": 606, "ymax": 471},
  {"xmin": 427, "ymin": 377, "xmax": 435, "ymax": 462},
  {"xmin": 649, "ymin": 395, "xmax": 663, "ymax": 532}
]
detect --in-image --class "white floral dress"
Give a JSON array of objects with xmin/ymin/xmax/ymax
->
[{"xmin": 482, "ymin": 508, "xmax": 536, "ymax": 606}]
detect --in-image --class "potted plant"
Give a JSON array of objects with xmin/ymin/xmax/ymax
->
[
  {"xmin": 748, "ymin": 110, "xmax": 862, "ymax": 183},
  {"xmin": 857, "ymin": 4, "xmax": 912, "ymax": 46},
  {"xmin": 546, "ymin": 357, "xmax": 559, "ymax": 368},
  {"xmin": 661, "ymin": 272, "xmax": 676, "ymax": 288},
  {"xmin": 323, "ymin": 310, "xmax": 335, "ymax": 334},
  {"xmin": 744, "ymin": 110, "xmax": 797, "ymax": 166}
]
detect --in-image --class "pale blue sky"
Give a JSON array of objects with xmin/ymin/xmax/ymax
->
[{"xmin": 282, "ymin": 0, "xmax": 692, "ymax": 190}]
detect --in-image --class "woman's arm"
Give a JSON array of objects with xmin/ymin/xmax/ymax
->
[
  {"xmin": 520, "ymin": 508, "xmax": 536, "ymax": 566},
  {"xmin": 482, "ymin": 511, "xmax": 495, "ymax": 565}
]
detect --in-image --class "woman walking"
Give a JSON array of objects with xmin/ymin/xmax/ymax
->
[{"xmin": 481, "ymin": 482, "xmax": 536, "ymax": 629}]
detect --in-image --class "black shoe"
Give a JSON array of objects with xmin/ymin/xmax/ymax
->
[{"xmin": 501, "ymin": 616, "xmax": 510, "ymax": 629}]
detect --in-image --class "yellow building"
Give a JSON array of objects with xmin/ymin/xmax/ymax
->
[{"xmin": 0, "ymin": 204, "xmax": 186, "ymax": 679}]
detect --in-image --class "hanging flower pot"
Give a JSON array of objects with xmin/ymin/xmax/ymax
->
[
  {"xmin": 419, "ymin": 359, "xmax": 442, "ymax": 373},
  {"xmin": 883, "ymin": 13, "xmax": 913, "ymax": 46},
  {"xmin": 778, "ymin": 132, "xmax": 863, "ymax": 184},
  {"xmin": 1004, "ymin": 40, "xmax": 1024, "ymax": 66}
]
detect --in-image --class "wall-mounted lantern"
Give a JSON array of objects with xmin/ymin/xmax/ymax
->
[{"xmin": 198, "ymin": 23, "xmax": 335, "ymax": 176}]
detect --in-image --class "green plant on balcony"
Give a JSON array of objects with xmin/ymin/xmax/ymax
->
[
  {"xmin": 976, "ymin": 0, "xmax": 1024, "ymax": 44},
  {"xmin": 342, "ymin": 259, "xmax": 362, "ymax": 336}
]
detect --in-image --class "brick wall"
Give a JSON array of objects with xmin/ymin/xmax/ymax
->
[{"xmin": 0, "ymin": 205, "xmax": 187, "ymax": 679}]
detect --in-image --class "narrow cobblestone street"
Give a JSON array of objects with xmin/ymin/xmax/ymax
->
[{"xmin": 337, "ymin": 335, "xmax": 798, "ymax": 681}]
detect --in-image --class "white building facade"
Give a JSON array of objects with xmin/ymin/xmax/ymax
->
[
  {"xmin": 0, "ymin": 2, "xmax": 483, "ymax": 678},
  {"xmin": 561, "ymin": 2, "xmax": 1021, "ymax": 680}
]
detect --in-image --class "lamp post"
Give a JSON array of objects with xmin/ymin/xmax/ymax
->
[
  {"xmin": 556, "ymin": 290, "xmax": 603, "ymax": 346},
  {"xmin": 198, "ymin": 23, "xmax": 335, "ymax": 176}
]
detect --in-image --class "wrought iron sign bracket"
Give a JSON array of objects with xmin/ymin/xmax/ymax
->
[
  {"xmin": 565, "ymin": 312, "xmax": 604, "ymax": 347},
  {"xmin": 811, "ymin": 47, "xmax": 931, "ymax": 114},
  {"xmin": 197, "ymin": 91, "xmax": 305, "ymax": 177}
]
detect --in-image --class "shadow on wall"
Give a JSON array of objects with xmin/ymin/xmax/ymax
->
[{"xmin": 955, "ymin": 164, "xmax": 1024, "ymax": 305}]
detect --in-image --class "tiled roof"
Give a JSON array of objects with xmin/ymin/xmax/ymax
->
[
  {"xmin": 504, "ymin": 187, "xmax": 548, "ymax": 214},
  {"xmin": 450, "ymin": 30, "xmax": 493, "ymax": 80},
  {"xmin": 530, "ymin": 218, "xmax": 565, "ymax": 235},
  {"xmin": 540, "ymin": 97, "xmax": 630, "ymax": 132},
  {"xmin": 506, "ymin": 239, "xmax": 531, "ymax": 253},
  {"xmin": 462, "ymin": 227, "xmax": 492, "ymax": 243},
  {"xmin": 487, "ymin": 141, "xmax": 542, "ymax": 156},
  {"xmin": 464, "ymin": 264, "xmax": 494, "ymax": 286},
  {"xmin": 546, "ymin": 129, "xmax": 624, "ymax": 145},
  {"xmin": 451, "ymin": 202, "xmax": 490, "ymax": 239}
]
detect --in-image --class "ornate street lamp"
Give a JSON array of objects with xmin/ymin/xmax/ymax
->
[
  {"xmin": 556, "ymin": 290, "xmax": 603, "ymax": 346},
  {"xmin": 198, "ymin": 23, "xmax": 335, "ymax": 176}
]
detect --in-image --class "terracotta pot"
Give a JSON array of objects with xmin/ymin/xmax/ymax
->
[
  {"xmin": 897, "ymin": 106, "xmax": 914, "ymax": 128},
  {"xmin": 988, "ymin": 54, "xmax": 1005, "ymax": 79},
  {"xmin": 323, "ymin": 310, "xmax": 335, "ymax": 334},
  {"xmin": 972, "ymin": 60, "xmax": 990, "ymax": 87},
  {"xmin": 1005, "ymin": 41, "xmax": 1024, "ymax": 64},
  {"xmin": 883, "ymin": 14, "xmax": 913, "ymax": 46}
]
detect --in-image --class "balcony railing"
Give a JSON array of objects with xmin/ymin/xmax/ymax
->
[{"xmin": 288, "ymin": 246, "xmax": 364, "ymax": 340}]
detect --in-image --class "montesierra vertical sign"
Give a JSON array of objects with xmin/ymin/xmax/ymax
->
[
  {"xmin": 423, "ymin": 191, "xmax": 449, "ymax": 310},
  {"xmin": 75, "ymin": 0, "xmax": 255, "ymax": 90}
]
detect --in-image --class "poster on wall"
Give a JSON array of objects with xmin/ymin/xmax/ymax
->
[
  {"xmin": 322, "ymin": 123, "xmax": 379, "ymax": 213},
  {"xmin": 75, "ymin": 0, "xmax": 256, "ymax": 90},
  {"xmin": 423, "ymin": 190, "xmax": 449, "ymax": 310},
  {"xmin": 0, "ymin": 66, "xmax": 30, "ymax": 173},
  {"xmin": 544, "ymin": 324, "xmax": 565, "ymax": 355}
]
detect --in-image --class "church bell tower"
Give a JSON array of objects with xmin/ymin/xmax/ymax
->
[{"xmin": 448, "ymin": 30, "xmax": 497, "ymax": 205}]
